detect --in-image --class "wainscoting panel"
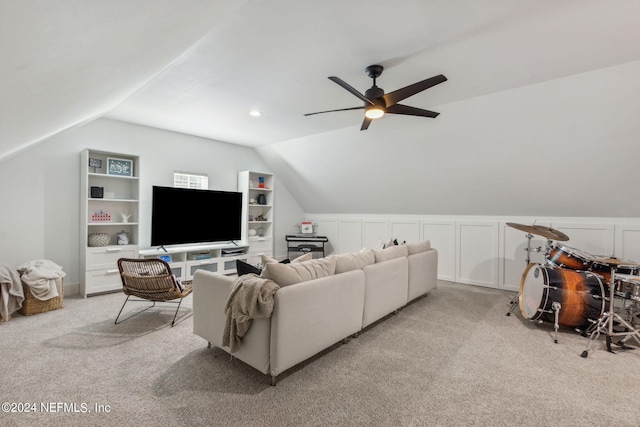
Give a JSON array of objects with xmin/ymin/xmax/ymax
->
[
  {"xmin": 390, "ymin": 220, "xmax": 419, "ymax": 245},
  {"xmin": 456, "ymin": 221, "xmax": 499, "ymax": 288},
  {"xmin": 553, "ymin": 222, "xmax": 614, "ymax": 258},
  {"xmin": 615, "ymin": 225, "xmax": 640, "ymax": 263},
  {"xmin": 307, "ymin": 214, "xmax": 640, "ymax": 290},
  {"xmin": 337, "ymin": 219, "xmax": 363, "ymax": 254},
  {"xmin": 362, "ymin": 219, "xmax": 389, "ymax": 249},
  {"xmin": 315, "ymin": 218, "xmax": 338, "ymax": 255},
  {"xmin": 421, "ymin": 220, "xmax": 456, "ymax": 282},
  {"xmin": 501, "ymin": 223, "xmax": 547, "ymax": 292}
]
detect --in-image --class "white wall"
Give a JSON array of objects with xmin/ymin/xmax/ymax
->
[
  {"xmin": 257, "ymin": 60, "xmax": 640, "ymax": 218},
  {"xmin": 0, "ymin": 118, "xmax": 304, "ymax": 287}
]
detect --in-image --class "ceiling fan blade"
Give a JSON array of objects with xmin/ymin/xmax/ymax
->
[
  {"xmin": 304, "ymin": 106, "xmax": 365, "ymax": 116},
  {"xmin": 360, "ymin": 117, "xmax": 372, "ymax": 131},
  {"xmin": 383, "ymin": 74, "xmax": 447, "ymax": 107},
  {"xmin": 386, "ymin": 104, "xmax": 440, "ymax": 118},
  {"xmin": 329, "ymin": 76, "xmax": 375, "ymax": 105}
]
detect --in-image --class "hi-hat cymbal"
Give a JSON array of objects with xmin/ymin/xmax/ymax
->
[{"xmin": 506, "ymin": 222, "xmax": 569, "ymax": 241}]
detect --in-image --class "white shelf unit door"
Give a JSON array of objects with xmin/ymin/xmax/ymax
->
[
  {"xmin": 80, "ymin": 149, "xmax": 140, "ymax": 297},
  {"xmin": 238, "ymin": 171, "xmax": 274, "ymax": 265}
]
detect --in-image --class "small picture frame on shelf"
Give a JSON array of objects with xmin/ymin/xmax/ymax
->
[
  {"xmin": 107, "ymin": 157, "xmax": 133, "ymax": 177},
  {"xmin": 88, "ymin": 158, "xmax": 102, "ymax": 172}
]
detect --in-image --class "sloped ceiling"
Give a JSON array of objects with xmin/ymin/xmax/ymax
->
[{"xmin": 2, "ymin": 1, "xmax": 640, "ymax": 216}]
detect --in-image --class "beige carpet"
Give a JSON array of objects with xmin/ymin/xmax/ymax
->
[{"xmin": 2, "ymin": 281, "xmax": 639, "ymax": 426}]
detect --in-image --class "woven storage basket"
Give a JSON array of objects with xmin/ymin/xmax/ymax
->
[
  {"xmin": 19, "ymin": 278, "xmax": 64, "ymax": 316},
  {"xmin": 88, "ymin": 233, "xmax": 110, "ymax": 247}
]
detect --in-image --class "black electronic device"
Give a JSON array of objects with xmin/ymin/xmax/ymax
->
[
  {"xmin": 90, "ymin": 186, "xmax": 104, "ymax": 198},
  {"xmin": 151, "ymin": 186, "xmax": 242, "ymax": 247}
]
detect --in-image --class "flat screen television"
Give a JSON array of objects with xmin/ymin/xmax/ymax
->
[{"xmin": 151, "ymin": 186, "xmax": 242, "ymax": 247}]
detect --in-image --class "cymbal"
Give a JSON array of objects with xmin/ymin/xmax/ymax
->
[
  {"xmin": 592, "ymin": 256, "xmax": 640, "ymax": 267},
  {"xmin": 506, "ymin": 222, "xmax": 569, "ymax": 241},
  {"xmin": 532, "ymin": 225, "xmax": 570, "ymax": 242}
]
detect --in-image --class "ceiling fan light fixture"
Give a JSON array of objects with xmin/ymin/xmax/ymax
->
[{"xmin": 364, "ymin": 105, "xmax": 385, "ymax": 119}]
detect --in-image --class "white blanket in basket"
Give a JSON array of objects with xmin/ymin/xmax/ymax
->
[{"xmin": 18, "ymin": 259, "xmax": 66, "ymax": 300}]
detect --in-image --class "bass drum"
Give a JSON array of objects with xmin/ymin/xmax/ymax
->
[
  {"xmin": 519, "ymin": 263, "xmax": 605, "ymax": 328},
  {"xmin": 546, "ymin": 243, "xmax": 594, "ymax": 270}
]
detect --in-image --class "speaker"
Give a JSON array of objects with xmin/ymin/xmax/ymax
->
[{"xmin": 90, "ymin": 186, "xmax": 104, "ymax": 198}]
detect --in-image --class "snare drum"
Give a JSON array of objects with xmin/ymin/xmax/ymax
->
[
  {"xmin": 520, "ymin": 263, "xmax": 605, "ymax": 328},
  {"xmin": 614, "ymin": 274, "xmax": 640, "ymax": 298},
  {"xmin": 546, "ymin": 243, "xmax": 594, "ymax": 271},
  {"xmin": 590, "ymin": 258, "xmax": 639, "ymax": 283}
]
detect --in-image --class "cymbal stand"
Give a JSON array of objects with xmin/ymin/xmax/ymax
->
[
  {"xmin": 581, "ymin": 265, "xmax": 640, "ymax": 357},
  {"xmin": 506, "ymin": 233, "xmax": 542, "ymax": 316}
]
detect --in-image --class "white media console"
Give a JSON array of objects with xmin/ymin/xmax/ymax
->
[{"xmin": 138, "ymin": 243, "xmax": 249, "ymax": 281}]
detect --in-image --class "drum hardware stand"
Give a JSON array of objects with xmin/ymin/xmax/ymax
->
[
  {"xmin": 551, "ymin": 301, "xmax": 561, "ymax": 343},
  {"xmin": 581, "ymin": 264, "xmax": 640, "ymax": 357},
  {"xmin": 534, "ymin": 291, "xmax": 561, "ymax": 343}
]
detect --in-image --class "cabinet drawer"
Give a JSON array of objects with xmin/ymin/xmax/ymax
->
[
  {"xmin": 186, "ymin": 259, "xmax": 219, "ymax": 281},
  {"xmin": 85, "ymin": 268, "xmax": 122, "ymax": 295},
  {"xmin": 86, "ymin": 245, "xmax": 137, "ymax": 270}
]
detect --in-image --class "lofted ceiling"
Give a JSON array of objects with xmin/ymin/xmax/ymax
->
[{"xmin": 2, "ymin": 0, "xmax": 640, "ymax": 162}]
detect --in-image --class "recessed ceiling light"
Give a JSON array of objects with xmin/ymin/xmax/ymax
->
[{"xmin": 249, "ymin": 110, "xmax": 261, "ymax": 117}]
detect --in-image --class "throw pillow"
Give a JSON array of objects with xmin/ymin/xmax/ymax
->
[
  {"xmin": 261, "ymin": 255, "xmax": 293, "ymax": 265},
  {"xmin": 329, "ymin": 249, "xmax": 375, "ymax": 274},
  {"xmin": 291, "ymin": 252, "xmax": 313, "ymax": 263},
  {"xmin": 260, "ymin": 257, "xmax": 336, "ymax": 287},
  {"xmin": 405, "ymin": 240, "xmax": 431, "ymax": 255},
  {"xmin": 236, "ymin": 259, "xmax": 262, "ymax": 276},
  {"xmin": 373, "ymin": 244, "xmax": 409, "ymax": 263}
]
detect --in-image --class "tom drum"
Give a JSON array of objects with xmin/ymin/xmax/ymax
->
[
  {"xmin": 545, "ymin": 243, "xmax": 594, "ymax": 271},
  {"xmin": 519, "ymin": 263, "xmax": 605, "ymax": 328}
]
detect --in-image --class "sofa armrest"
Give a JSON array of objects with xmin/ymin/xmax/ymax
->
[
  {"xmin": 408, "ymin": 248, "xmax": 438, "ymax": 301},
  {"xmin": 192, "ymin": 270, "xmax": 234, "ymax": 347},
  {"xmin": 192, "ymin": 270, "xmax": 272, "ymax": 374},
  {"xmin": 269, "ymin": 269, "xmax": 365, "ymax": 377}
]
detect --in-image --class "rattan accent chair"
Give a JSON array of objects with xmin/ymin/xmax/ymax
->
[{"xmin": 116, "ymin": 258, "xmax": 193, "ymax": 327}]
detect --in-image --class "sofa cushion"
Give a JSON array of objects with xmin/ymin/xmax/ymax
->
[
  {"xmin": 329, "ymin": 249, "xmax": 375, "ymax": 274},
  {"xmin": 373, "ymin": 244, "xmax": 409, "ymax": 263},
  {"xmin": 405, "ymin": 240, "xmax": 431, "ymax": 255},
  {"xmin": 260, "ymin": 257, "xmax": 336, "ymax": 287}
]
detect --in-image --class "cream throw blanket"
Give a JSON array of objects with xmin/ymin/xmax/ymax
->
[
  {"xmin": 18, "ymin": 259, "xmax": 66, "ymax": 300},
  {"xmin": 223, "ymin": 274, "xmax": 279, "ymax": 353},
  {"xmin": 0, "ymin": 263, "xmax": 25, "ymax": 321}
]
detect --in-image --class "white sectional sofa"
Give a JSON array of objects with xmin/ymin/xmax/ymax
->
[{"xmin": 192, "ymin": 241, "xmax": 438, "ymax": 385}]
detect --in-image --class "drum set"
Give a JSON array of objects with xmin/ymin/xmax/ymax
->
[{"xmin": 506, "ymin": 222, "xmax": 640, "ymax": 357}]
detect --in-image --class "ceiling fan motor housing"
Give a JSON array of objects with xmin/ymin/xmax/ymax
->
[{"xmin": 365, "ymin": 64, "xmax": 384, "ymax": 79}]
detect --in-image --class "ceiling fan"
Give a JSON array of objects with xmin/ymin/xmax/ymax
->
[{"xmin": 304, "ymin": 65, "xmax": 447, "ymax": 130}]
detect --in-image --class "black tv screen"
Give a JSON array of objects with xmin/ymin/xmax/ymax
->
[{"xmin": 151, "ymin": 186, "xmax": 242, "ymax": 247}]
